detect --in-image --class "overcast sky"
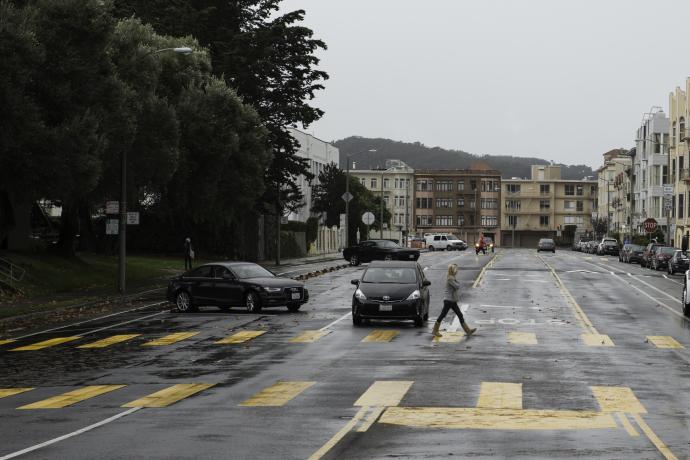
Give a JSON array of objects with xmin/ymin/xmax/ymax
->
[{"xmin": 279, "ymin": 0, "xmax": 690, "ymax": 168}]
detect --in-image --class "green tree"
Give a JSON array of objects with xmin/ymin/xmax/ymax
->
[{"xmin": 311, "ymin": 163, "xmax": 390, "ymax": 245}]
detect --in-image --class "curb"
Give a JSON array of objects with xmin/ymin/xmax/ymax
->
[{"xmin": 292, "ymin": 264, "xmax": 350, "ymax": 281}]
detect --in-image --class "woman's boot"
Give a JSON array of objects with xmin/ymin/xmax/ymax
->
[
  {"xmin": 432, "ymin": 322, "xmax": 442, "ymax": 337},
  {"xmin": 462, "ymin": 322, "xmax": 477, "ymax": 336}
]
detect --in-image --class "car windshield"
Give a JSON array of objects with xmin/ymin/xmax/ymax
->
[
  {"xmin": 377, "ymin": 240, "xmax": 400, "ymax": 248},
  {"xmin": 362, "ymin": 267, "xmax": 417, "ymax": 284},
  {"xmin": 232, "ymin": 264, "xmax": 275, "ymax": 279}
]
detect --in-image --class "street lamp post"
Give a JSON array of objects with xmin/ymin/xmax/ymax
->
[
  {"xmin": 118, "ymin": 46, "xmax": 193, "ymax": 294},
  {"xmin": 344, "ymin": 149, "xmax": 376, "ymax": 248}
]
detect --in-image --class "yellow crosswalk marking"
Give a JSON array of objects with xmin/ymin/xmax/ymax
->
[
  {"xmin": 380, "ymin": 407, "xmax": 617, "ymax": 430},
  {"xmin": 77, "ymin": 334, "xmax": 141, "ymax": 349},
  {"xmin": 123, "ymin": 383, "xmax": 215, "ymax": 408},
  {"xmin": 508, "ymin": 332, "xmax": 537, "ymax": 345},
  {"xmin": 11, "ymin": 336, "xmax": 81, "ymax": 351},
  {"xmin": 240, "ymin": 381, "xmax": 315, "ymax": 406},
  {"xmin": 19, "ymin": 385, "xmax": 125, "ymax": 409},
  {"xmin": 432, "ymin": 332, "xmax": 464, "ymax": 343},
  {"xmin": 0, "ymin": 339, "xmax": 16, "ymax": 346},
  {"xmin": 142, "ymin": 332, "xmax": 199, "ymax": 346},
  {"xmin": 616, "ymin": 412, "xmax": 639, "ymax": 437},
  {"xmin": 591, "ymin": 386, "xmax": 647, "ymax": 413},
  {"xmin": 289, "ymin": 330, "xmax": 330, "ymax": 343},
  {"xmin": 477, "ymin": 382, "xmax": 523, "ymax": 409},
  {"xmin": 646, "ymin": 336, "xmax": 684, "ymax": 349},
  {"xmin": 354, "ymin": 381, "xmax": 413, "ymax": 407},
  {"xmin": 361, "ymin": 330, "xmax": 398, "ymax": 342},
  {"xmin": 581, "ymin": 333, "xmax": 615, "ymax": 347},
  {"xmin": 215, "ymin": 331, "xmax": 266, "ymax": 344},
  {"xmin": 0, "ymin": 388, "xmax": 33, "ymax": 399}
]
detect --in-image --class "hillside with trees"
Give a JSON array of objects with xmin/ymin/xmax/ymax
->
[{"xmin": 334, "ymin": 137, "xmax": 594, "ymax": 179}]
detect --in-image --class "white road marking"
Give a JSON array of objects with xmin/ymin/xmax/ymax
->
[
  {"xmin": 480, "ymin": 304, "xmax": 525, "ymax": 309},
  {"xmin": 626, "ymin": 273, "xmax": 681, "ymax": 304},
  {"xmin": 0, "ymin": 407, "xmax": 141, "ymax": 459},
  {"xmin": 10, "ymin": 301, "xmax": 168, "ymax": 340},
  {"xmin": 319, "ymin": 311, "xmax": 352, "ymax": 331},
  {"xmin": 662, "ymin": 275, "xmax": 682, "ymax": 285}
]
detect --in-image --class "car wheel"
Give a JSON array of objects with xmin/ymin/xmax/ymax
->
[
  {"xmin": 245, "ymin": 291, "xmax": 262, "ymax": 313},
  {"xmin": 414, "ymin": 316, "xmax": 424, "ymax": 328},
  {"xmin": 552, "ymin": 250, "xmax": 555, "ymax": 253},
  {"xmin": 175, "ymin": 290, "xmax": 196, "ymax": 313},
  {"xmin": 384, "ymin": 254, "xmax": 393, "ymax": 261},
  {"xmin": 287, "ymin": 303, "xmax": 301, "ymax": 312},
  {"xmin": 683, "ymin": 285, "xmax": 690, "ymax": 316},
  {"xmin": 428, "ymin": 245, "xmax": 434, "ymax": 251},
  {"xmin": 350, "ymin": 254, "xmax": 360, "ymax": 266},
  {"xmin": 352, "ymin": 313, "xmax": 362, "ymax": 326}
]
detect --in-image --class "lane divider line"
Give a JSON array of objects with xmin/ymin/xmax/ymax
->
[
  {"xmin": 318, "ymin": 312, "xmax": 352, "ymax": 332},
  {"xmin": 616, "ymin": 412, "xmax": 639, "ymax": 437}
]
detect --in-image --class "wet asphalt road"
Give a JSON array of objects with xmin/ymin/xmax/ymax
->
[{"xmin": 1, "ymin": 249, "xmax": 690, "ymax": 459}]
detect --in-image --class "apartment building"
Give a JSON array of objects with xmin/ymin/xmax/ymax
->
[
  {"xmin": 413, "ymin": 164, "xmax": 501, "ymax": 245},
  {"xmin": 500, "ymin": 165, "xmax": 596, "ymax": 247},
  {"xmin": 632, "ymin": 108, "xmax": 670, "ymax": 236},
  {"xmin": 350, "ymin": 159, "xmax": 414, "ymax": 242},
  {"xmin": 596, "ymin": 149, "xmax": 632, "ymax": 236},
  {"xmin": 670, "ymin": 79, "xmax": 690, "ymax": 246}
]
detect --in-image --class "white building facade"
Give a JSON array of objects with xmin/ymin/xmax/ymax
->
[{"xmin": 633, "ymin": 108, "xmax": 669, "ymax": 235}]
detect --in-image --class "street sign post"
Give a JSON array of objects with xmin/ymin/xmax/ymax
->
[
  {"xmin": 341, "ymin": 192, "xmax": 353, "ymax": 203},
  {"xmin": 362, "ymin": 212, "xmax": 375, "ymax": 225},
  {"xmin": 643, "ymin": 218, "xmax": 658, "ymax": 233}
]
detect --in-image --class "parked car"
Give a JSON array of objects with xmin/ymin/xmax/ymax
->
[
  {"xmin": 651, "ymin": 246, "xmax": 675, "ymax": 270},
  {"xmin": 351, "ymin": 261, "xmax": 430, "ymax": 327},
  {"xmin": 624, "ymin": 244, "xmax": 645, "ymax": 264},
  {"xmin": 668, "ymin": 250, "xmax": 689, "ymax": 275},
  {"xmin": 682, "ymin": 270, "xmax": 690, "ymax": 316},
  {"xmin": 596, "ymin": 238, "xmax": 617, "ymax": 255},
  {"xmin": 573, "ymin": 237, "xmax": 592, "ymax": 252},
  {"xmin": 343, "ymin": 239, "xmax": 420, "ymax": 266},
  {"xmin": 167, "ymin": 262, "xmax": 309, "ymax": 313},
  {"xmin": 537, "ymin": 238, "xmax": 556, "ymax": 253},
  {"xmin": 424, "ymin": 233, "xmax": 467, "ymax": 251},
  {"xmin": 640, "ymin": 242, "xmax": 664, "ymax": 268},
  {"xmin": 599, "ymin": 239, "xmax": 620, "ymax": 256}
]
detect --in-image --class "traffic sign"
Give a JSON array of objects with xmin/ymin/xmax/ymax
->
[
  {"xmin": 643, "ymin": 218, "xmax": 658, "ymax": 233},
  {"xmin": 106, "ymin": 219, "xmax": 119, "ymax": 235},
  {"xmin": 362, "ymin": 212, "xmax": 375, "ymax": 225},
  {"xmin": 126, "ymin": 212, "xmax": 139, "ymax": 225},
  {"xmin": 341, "ymin": 192, "xmax": 353, "ymax": 203},
  {"xmin": 106, "ymin": 201, "xmax": 119, "ymax": 214}
]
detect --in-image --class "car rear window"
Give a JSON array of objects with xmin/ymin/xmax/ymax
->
[
  {"xmin": 660, "ymin": 248, "xmax": 675, "ymax": 255},
  {"xmin": 362, "ymin": 267, "xmax": 417, "ymax": 284},
  {"xmin": 604, "ymin": 241, "xmax": 617, "ymax": 246}
]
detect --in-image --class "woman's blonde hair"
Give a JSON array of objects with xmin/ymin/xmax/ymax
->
[{"xmin": 447, "ymin": 264, "xmax": 458, "ymax": 279}]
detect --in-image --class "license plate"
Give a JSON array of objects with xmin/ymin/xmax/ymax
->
[
  {"xmin": 408, "ymin": 254, "xmax": 414, "ymax": 259},
  {"xmin": 291, "ymin": 293, "xmax": 301, "ymax": 300},
  {"xmin": 379, "ymin": 304, "xmax": 393, "ymax": 312}
]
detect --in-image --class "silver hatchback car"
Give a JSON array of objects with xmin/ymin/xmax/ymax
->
[{"xmin": 537, "ymin": 238, "xmax": 556, "ymax": 253}]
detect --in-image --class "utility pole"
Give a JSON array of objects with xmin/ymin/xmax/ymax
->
[
  {"xmin": 276, "ymin": 184, "xmax": 281, "ymax": 266},
  {"xmin": 380, "ymin": 169, "xmax": 384, "ymax": 238}
]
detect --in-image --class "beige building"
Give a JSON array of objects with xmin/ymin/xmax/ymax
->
[
  {"xmin": 596, "ymin": 149, "xmax": 632, "ymax": 237},
  {"xmin": 500, "ymin": 165, "xmax": 596, "ymax": 247},
  {"xmin": 350, "ymin": 159, "xmax": 414, "ymax": 242},
  {"xmin": 413, "ymin": 165, "xmax": 501, "ymax": 245},
  {"xmin": 670, "ymin": 80, "xmax": 690, "ymax": 246}
]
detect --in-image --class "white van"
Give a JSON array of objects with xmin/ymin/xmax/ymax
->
[{"xmin": 424, "ymin": 234, "xmax": 467, "ymax": 251}]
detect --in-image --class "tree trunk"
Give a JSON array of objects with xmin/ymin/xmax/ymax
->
[{"xmin": 56, "ymin": 202, "xmax": 78, "ymax": 257}]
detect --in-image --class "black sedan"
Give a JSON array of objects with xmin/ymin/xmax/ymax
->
[
  {"xmin": 624, "ymin": 244, "xmax": 645, "ymax": 264},
  {"xmin": 668, "ymin": 250, "xmax": 689, "ymax": 275},
  {"xmin": 343, "ymin": 239, "xmax": 420, "ymax": 266},
  {"xmin": 167, "ymin": 262, "xmax": 309, "ymax": 313},
  {"xmin": 351, "ymin": 261, "xmax": 430, "ymax": 327}
]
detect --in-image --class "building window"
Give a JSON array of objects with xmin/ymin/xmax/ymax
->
[
  {"xmin": 679, "ymin": 193, "xmax": 685, "ymax": 219},
  {"xmin": 416, "ymin": 197, "xmax": 432, "ymax": 209},
  {"xmin": 481, "ymin": 216, "xmax": 498, "ymax": 227},
  {"xmin": 383, "ymin": 196, "xmax": 389, "ymax": 206},
  {"xmin": 576, "ymin": 201, "xmax": 583, "ymax": 212},
  {"xmin": 416, "ymin": 179, "xmax": 433, "ymax": 191},
  {"xmin": 481, "ymin": 180, "xmax": 499, "ymax": 192},
  {"xmin": 539, "ymin": 200, "xmax": 550, "ymax": 210},
  {"xmin": 480, "ymin": 198, "xmax": 498, "ymax": 209},
  {"xmin": 470, "ymin": 180, "xmax": 477, "ymax": 191},
  {"xmin": 662, "ymin": 165, "xmax": 669, "ymax": 185},
  {"xmin": 576, "ymin": 184, "xmax": 583, "ymax": 196},
  {"xmin": 360, "ymin": 178, "xmax": 366, "ymax": 186},
  {"xmin": 506, "ymin": 184, "xmax": 520, "ymax": 193},
  {"xmin": 371, "ymin": 178, "xmax": 377, "ymax": 189},
  {"xmin": 469, "ymin": 214, "xmax": 475, "ymax": 226},
  {"xmin": 457, "ymin": 181, "xmax": 465, "ymax": 191},
  {"xmin": 565, "ymin": 185, "xmax": 575, "ymax": 196},
  {"xmin": 540, "ymin": 215, "xmax": 550, "ymax": 226},
  {"xmin": 564, "ymin": 216, "xmax": 584, "ymax": 225},
  {"xmin": 416, "ymin": 215, "xmax": 432, "ymax": 227},
  {"xmin": 590, "ymin": 185, "xmax": 596, "ymax": 196},
  {"xmin": 394, "ymin": 178, "xmax": 399, "ymax": 189},
  {"xmin": 508, "ymin": 215, "xmax": 518, "ymax": 227},
  {"xmin": 457, "ymin": 215, "xmax": 465, "ymax": 226},
  {"xmin": 469, "ymin": 199, "xmax": 476, "ymax": 209},
  {"xmin": 383, "ymin": 178, "xmax": 389, "ymax": 189},
  {"xmin": 505, "ymin": 200, "xmax": 521, "ymax": 210},
  {"xmin": 457, "ymin": 198, "xmax": 465, "ymax": 207},
  {"xmin": 540, "ymin": 184, "xmax": 550, "ymax": 194},
  {"xmin": 435, "ymin": 180, "xmax": 453, "ymax": 191},
  {"xmin": 436, "ymin": 215, "xmax": 453, "ymax": 226},
  {"xmin": 436, "ymin": 198, "xmax": 453, "ymax": 208},
  {"xmin": 564, "ymin": 200, "xmax": 575, "ymax": 210},
  {"xmin": 681, "ymin": 117, "xmax": 686, "ymax": 140}
]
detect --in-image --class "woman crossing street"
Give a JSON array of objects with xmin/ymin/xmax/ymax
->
[{"xmin": 432, "ymin": 263, "xmax": 476, "ymax": 338}]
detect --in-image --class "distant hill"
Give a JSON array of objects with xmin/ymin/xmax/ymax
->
[{"xmin": 334, "ymin": 136, "xmax": 594, "ymax": 180}]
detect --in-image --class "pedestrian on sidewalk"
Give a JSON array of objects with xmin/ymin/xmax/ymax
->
[
  {"xmin": 184, "ymin": 237, "xmax": 194, "ymax": 271},
  {"xmin": 432, "ymin": 263, "xmax": 476, "ymax": 338}
]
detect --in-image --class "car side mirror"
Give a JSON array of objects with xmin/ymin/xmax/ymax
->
[
  {"xmin": 422, "ymin": 280, "xmax": 431, "ymax": 287},
  {"xmin": 351, "ymin": 279, "xmax": 359, "ymax": 285}
]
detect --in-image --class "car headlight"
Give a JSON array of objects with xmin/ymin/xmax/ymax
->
[
  {"xmin": 354, "ymin": 288, "xmax": 367, "ymax": 301},
  {"xmin": 263, "ymin": 286, "xmax": 282, "ymax": 292},
  {"xmin": 406, "ymin": 290, "xmax": 421, "ymax": 300}
]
